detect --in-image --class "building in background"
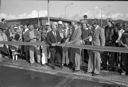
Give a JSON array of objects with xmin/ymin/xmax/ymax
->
[{"xmin": 6, "ymin": 17, "xmax": 73, "ymax": 26}]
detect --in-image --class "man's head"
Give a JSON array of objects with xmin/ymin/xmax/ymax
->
[
  {"xmin": 1, "ymin": 18, "xmax": 6, "ymax": 23},
  {"xmin": 29, "ymin": 24, "xmax": 34, "ymax": 31},
  {"xmin": 92, "ymin": 21, "xmax": 98, "ymax": 28},
  {"xmin": 58, "ymin": 21, "xmax": 63, "ymax": 29},
  {"xmin": 64, "ymin": 23, "xmax": 69, "ymax": 29},
  {"xmin": 51, "ymin": 22, "xmax": 58, "ymax": 32},
  {"xmin": 83, "ymin": 14, "xmax": 87, "ymax": 19},
  {"xmin": 73, "ymin": 22, "xmax": 82, "ymax": 30},
  {"xmin": 45, "ymin": 22, "xmax": 51, "ymax": 30},
  {"xmin": 107, "ymin": 18, "xmax": 113, "ymax": 27}
]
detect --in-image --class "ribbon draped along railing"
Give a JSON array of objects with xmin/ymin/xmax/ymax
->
[{"xmin": 0, "ymin": 41, "xmax": 128, "ymax": 53}]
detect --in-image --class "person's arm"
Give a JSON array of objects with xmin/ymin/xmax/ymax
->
[
  {"xmin": 46, "ymin": 32, "xmax": 52, "ymax": 46},
  {"xmin": 3, "ymin": 33, "xmax": 8, "ymax": 41}
]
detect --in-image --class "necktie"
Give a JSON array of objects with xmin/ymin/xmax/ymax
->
[{"xmin": 54, "ymin": 32, "xmax": 56, "ymax": 37}]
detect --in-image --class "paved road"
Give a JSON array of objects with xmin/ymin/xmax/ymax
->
[{"xmin": 0, "ymin": 66, "xmax": 125, "ymax": 87}]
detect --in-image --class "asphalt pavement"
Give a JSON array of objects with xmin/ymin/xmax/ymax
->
[{"xmin": 0, "ymin": 58, "xmax": 127, "ymax": 87}]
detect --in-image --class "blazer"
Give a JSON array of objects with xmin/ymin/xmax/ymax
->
[
  {"xmin": 70, "ymin": 28, "xmax": 82, "ymax": 45},
  {"xmin": 23, "ymin": 29, "xmax": 41, "ymax": 42},
  {"xmin": 92, "ymin": 25, "xmax": 105, "ymax": 46},
  {"xmin": 47, "ymin": 30, "xmax": 61, "ymax": 46}
]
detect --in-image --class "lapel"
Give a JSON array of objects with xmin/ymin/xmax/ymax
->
[
  {"xmin": 92, "ymin": 25, "xmax": 99, "ymax": 37},
  {"xmin": 51, "ymin": 31, "xmax": 57, "ymax": 43},
  {"xmin": 72, "ymin": 29, "xmax": 78, "ymax": 40}
]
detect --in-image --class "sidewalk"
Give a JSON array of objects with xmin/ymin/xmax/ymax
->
[{"xmin": 0, "ymin": 58, "xmax": 128, "ymax": 87}]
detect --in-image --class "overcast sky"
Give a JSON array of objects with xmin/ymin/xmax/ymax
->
[{"xmin": 0, "ymin": 0, "xmax": 128, "ymax": 20}]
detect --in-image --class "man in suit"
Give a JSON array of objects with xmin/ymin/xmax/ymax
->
[
  {"xmin": 102, "ymin": 19, "xmax": 117, "ymax": 71},
  {"xmin": 68, "ymin": 22, "xmax": 82, "ymax": 72},
  {"xmin": 88, "ymin": 21, "xmax": 105, "ymax": 75},
  {"xmin": 24, "ymin": 24, "xmax": 41, "ymax": 64},
  {"xmin": 47, "ymin": 22, "xmax": 62, "ymax": 69}
]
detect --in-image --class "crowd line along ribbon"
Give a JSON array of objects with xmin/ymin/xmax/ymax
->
[{"xmin": 0, "ymin": 41, "xmax": 128, "ymax": 53}]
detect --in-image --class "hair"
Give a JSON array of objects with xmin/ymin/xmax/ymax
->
[
  {"xmin": 1, "ymin": 18, "xmax": 5, "ymax": 22},
  {"xmin": 14, "ymin": 33, "xmax": 20, "ymax": 41},
  {"xmin": 83, "ymin": 15, "xmax": 87, "ymax": 19},
  {"xmin": 92, "ymin": 21, "xmax": 98, "ymax": 25}
]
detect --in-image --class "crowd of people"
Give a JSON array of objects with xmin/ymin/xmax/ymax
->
[{"xmin": 0, "ymin": 15, "xmax": 128, "ymax": 76}]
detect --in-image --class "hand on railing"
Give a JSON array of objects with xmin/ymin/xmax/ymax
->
[{"xmin": 51, "ymin": 43, "xmax": 56, "ymax": 46}]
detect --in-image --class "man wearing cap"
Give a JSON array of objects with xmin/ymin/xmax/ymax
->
[
  {"xmin": 87, "ymin": 21, "xmax": 105, "ymax": 75},
  {"xmin": 47, "ymin": 22, "xmax": 62, "ymax": 69}
]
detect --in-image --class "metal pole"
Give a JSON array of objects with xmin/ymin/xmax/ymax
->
[
  {"xmin": 0, "ymin": 0, "xmax": 1, "ymax": 16},
  {"xmin": 38, "ymin": 11, "xmax": 40, "ymax": 26},
  {"xmin": 65, "ymin": 3, "xmax": 73, "ymax": 19},
  {"xmin": 47, "ymin": 0, "xmax": 50, "ymax": 23},
  {"xmin": 65, "ymin": 6, "xmax": 67, "ymax": 18},
  {"xmin": 100, "ymin": 8, "xmax": 102, "ymax": 27}
]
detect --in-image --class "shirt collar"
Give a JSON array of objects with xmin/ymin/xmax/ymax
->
[{"xmin": 95, "ymin": 25, "xmax": 99, "ymax": 30}]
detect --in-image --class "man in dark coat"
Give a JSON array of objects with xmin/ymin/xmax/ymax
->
[
  {"xmin": 47, "ymin": 22, "xmax": 62, "ymax": 69},
  {"xmin": 101, "ymin": 19, "xmax": 118, "ymax": 71}
]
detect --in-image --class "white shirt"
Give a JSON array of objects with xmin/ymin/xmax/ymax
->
[{"xmin": 52, "ymin": 31, "xmax": 56, "ymax": 37}]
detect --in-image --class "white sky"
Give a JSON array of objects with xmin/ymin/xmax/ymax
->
[{"xmin": 1, "ymin": 0, "xmax": 128, "ymax": 20}]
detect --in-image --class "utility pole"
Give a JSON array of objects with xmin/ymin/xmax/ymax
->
[
  {"xmin": 65, "ymin": 3, "xmax": 73, "ymax": 18},
  {"xmin": 47, "ymin": 0, "xmax": 50, "ymax": 23}
]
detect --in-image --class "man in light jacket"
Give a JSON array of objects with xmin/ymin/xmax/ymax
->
[{"xmin": 88, "ymin": 21, "xmax": 105, "ymax": 75}]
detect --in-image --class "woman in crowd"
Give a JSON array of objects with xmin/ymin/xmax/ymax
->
[{"xmin": 0, "ymin": 28, "xmax": 8, "ymax": 61}]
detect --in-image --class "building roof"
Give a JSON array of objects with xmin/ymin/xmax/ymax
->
[{"xmin": 7, "ymin": 17, "xmax": 73, "ymax": 23}]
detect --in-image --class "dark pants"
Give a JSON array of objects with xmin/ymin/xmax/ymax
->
[
  {"xmin": 68, "ymin": 48, "xmax": 75, "ymax": 69},
  {"xmin": 81, "ymin": 49, "xmax": 89, "ymax": 64},
  {"xmin": 101, "ymin": 42, "xmax": 116, "ymax": 70},
  {"xmin": 102, "ymin": 51, "xmax": 116, "ymax": 69},
  {"xmin": 23, "ymin": 45, "xmax": 29, "ymax": 61},
  {"xmin": 50, "ymin": 46, "xmax": 62, "ymax": 66},
  {"xmin": 121, "ymin": 53, "xmax": 128, "ymax": 73},
  {"xmin": 0, "ymin": 45, "xmax": 9, "ymax": 56}
]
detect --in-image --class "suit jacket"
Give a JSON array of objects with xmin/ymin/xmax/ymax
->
[
  {"xmin": 47, "ymin": 30, "xmax": 61, "ymax": 46},
  {"xmin": 23, "ymin": 29, "xmax": 41, "ymax": 42},
  {"xmin": 23, "ymin": 30, "xmax": 30, "ymax": 42},
  {"xmin": 121, "ymin": 31, "xmax": 128, "ymax": 46},
  {"xmin": 70, "ymin": 28, "xmax": 82, "ymax": 45},
  {"xmin": 92, "ymin": 25, "xmax": 105, "ymax": 46}
]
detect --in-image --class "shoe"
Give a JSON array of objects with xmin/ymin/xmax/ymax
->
[
  {"xmin": 92, "ymin": 72, "xmax": 100, "ymax": 76},
  {"xmin": 74, "ymin": 70, "xmax": 80, "ymax": 73},
  {"xmin": 101, "ymin": 67, "xmax": 107, "ymax": 70},
  {"xmin": 85, "ymin": 72, "xmax": 92, "ymax": 76},
  {"xmin": 50, "ymin": 65, "xmax": 55, "ymax": 70},
  {"xmin": 121, "ymin": 70, "xmax": 126, "ymax": 75}
]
